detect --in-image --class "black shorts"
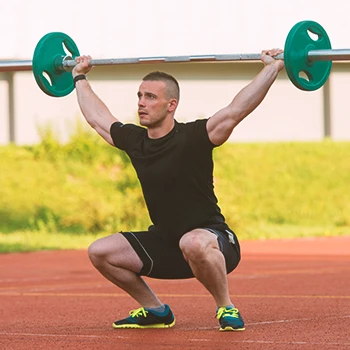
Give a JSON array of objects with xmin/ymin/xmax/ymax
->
[{"xmin": 120, "ymin": 227, "xmax": 241, "ymax": 279}]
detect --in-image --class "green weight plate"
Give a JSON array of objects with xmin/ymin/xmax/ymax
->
[
  {"xmin": 284, "ymin": 21, "xmax": 332, "ymax": 91},
  {"xmin": 33, "ymin": 32, "xmax": 80, "ymax": 97}
]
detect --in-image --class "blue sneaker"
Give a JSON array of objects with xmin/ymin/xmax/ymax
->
[
  {"xmin": 216, "ymin": 307, "xmax": 245, "ymax": 331},
  {"xmin": 112, "ymin": 304, "xmax": 175, "ymax": 329}
]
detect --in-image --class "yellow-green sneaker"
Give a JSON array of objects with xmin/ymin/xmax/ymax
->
[
  {"xmin": 216, "ymin": 307, "xmax": 245, "ymax": 331},
  {"xmin": 113, "ymin": 305, "xmax": 175, "ymax": 329}
]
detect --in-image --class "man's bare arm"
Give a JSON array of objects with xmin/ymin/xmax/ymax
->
[
  {"xmin": 207, "ymin": 49, "xmax": 284, "ymax": 146},
  {"xmin": 73, "ymin": 55, "xmax": 119, "ymax": 146}
]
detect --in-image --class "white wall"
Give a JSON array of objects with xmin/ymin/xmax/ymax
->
[
  {"xmin": 2, "ymin": 0, "xmax": 350, "ymax": 59},
  {"xmin": 8, "ymin": 62, "xmax": 331, "ymax": 144},
  {"xmin": 329, "ymin": 67, "xmax": 350, "ymax": 140}
]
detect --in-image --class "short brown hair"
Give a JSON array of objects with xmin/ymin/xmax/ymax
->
[{"xmin": 142, "ymin": 71, "xmax": 180, "ymax": 101}]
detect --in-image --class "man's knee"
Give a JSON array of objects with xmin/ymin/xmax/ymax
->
[
  {"xmin": 88, "ymin": 239, "xmax": 108, "ymax": 267},
  {"xmin": 88, "ymin": 233, "xmax": 121, "ymax": 266},
  {"xmin": 179, "ymin": 230, "xmax": 217, "ymax": 261},
  {"xmin": 88, "ymin": 233, "xmax": 143, "ymax": 273}
]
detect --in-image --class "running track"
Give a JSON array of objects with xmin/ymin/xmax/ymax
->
[{"xmin": 1, "ymin": 236, "xmax": 349, "ymax": 350}]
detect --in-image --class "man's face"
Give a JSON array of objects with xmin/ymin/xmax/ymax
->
[{"xmin": 137, "ymin": 80, "xmax": 171, "ymax": 127}]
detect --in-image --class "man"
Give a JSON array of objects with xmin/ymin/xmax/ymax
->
[{"xmin": 72, "ymin": 49, "xmax": 284, "ymax": 331}]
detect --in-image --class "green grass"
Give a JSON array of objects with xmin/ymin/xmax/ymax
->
[
  {"xmin": 0, "ymin": 231, "xmax": 105, "ymax": 253},
  {"xmin": 1, "ymin": 126, "xmax": 349, "ymax": 253},
  {"xmin": 214, "ymin": 141, "xmax": 350, "ymax": 234}
]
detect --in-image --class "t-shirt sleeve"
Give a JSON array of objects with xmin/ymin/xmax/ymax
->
[
  {"xmin": 189, "ymin": 118, "xmax": 216, "ymax": 151},
  {"xmin": 110, "ymin": 122, "xmax": 143, "ymax": 152}
]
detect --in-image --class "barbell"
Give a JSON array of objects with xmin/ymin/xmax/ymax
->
[{"xmin": 0, "ymin": 20, "xmax": 349, "ymax": 97}]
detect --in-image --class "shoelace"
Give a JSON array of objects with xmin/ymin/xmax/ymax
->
[
  {"xmin": 129, "ymin": 307, "xmax": 148, "ymax": 318},
  {"xmin": 216, "ymin": 307, "xmax": 240, "ymax": 320}
]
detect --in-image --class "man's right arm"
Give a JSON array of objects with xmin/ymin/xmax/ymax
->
[{"xmin": 73, "ymin": 55, "xmax": 119, "ymax": 146}]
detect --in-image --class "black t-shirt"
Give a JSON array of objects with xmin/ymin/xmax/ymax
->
[{"xmin": 110, "ymin": 119, "xmax": 227, "ymax": 243}]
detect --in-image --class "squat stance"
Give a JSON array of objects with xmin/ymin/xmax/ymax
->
[{"xmin": 72, "ymin": 49, "xmax": 284, "ymax": 331}]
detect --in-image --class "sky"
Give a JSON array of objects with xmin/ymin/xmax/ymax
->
[{"xmin": 1, "ymin": 0, "xmax": 350, "ymax": 60}]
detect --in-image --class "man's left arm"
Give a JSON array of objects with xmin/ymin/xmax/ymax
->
[{"xmin": 207, "ymin": 49, "xmax": 284, "ymax": 146}]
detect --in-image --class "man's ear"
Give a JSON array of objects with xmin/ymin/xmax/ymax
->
[{"xmin": 168, "ymin": 99, "xmax": 178, "ymax": 112}]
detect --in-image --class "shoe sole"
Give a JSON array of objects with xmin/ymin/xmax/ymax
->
[
  {"xmin": 219, "ymin": 326, "xmax": 245, "ymax": 332},
  {"xmin": 113, "ymin": 319, "xmax": 176, "ymax": 329}
]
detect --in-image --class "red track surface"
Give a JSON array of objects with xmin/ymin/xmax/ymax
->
[{"xmin": 1, "ymin": 236, "xmax": 350, "ymax": 350}]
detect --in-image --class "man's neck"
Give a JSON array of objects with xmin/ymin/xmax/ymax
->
[{"xmin": 147, "ymin": 118, "xmax": 175, "ymax": 139}]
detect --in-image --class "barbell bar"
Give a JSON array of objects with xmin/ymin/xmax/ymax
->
[
  {"xmin": 2, "ymin": 49, "xmax": 347, "ymax": 72},
  {"xmin": 3, "ymin": 49, "xmax": 350, "ymax": 70},
  {"xmin": 0, "ymin": 60, "xmax": 32, "ymax": 72},
  {"xmin": 0, "ymin": 20, "xmax": 349, "ymax": 97},
  {"xmin": 61, "ymin": 49, "xmax": 350, "ymax": 66}
]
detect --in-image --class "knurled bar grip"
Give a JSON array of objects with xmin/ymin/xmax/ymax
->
[{"xmin": 60, "ymin": 49, "xmax": 350, "ymax": 69}]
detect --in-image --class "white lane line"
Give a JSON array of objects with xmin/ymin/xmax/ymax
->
[
  {"xmin": 0, "ymin": 332, "xmax": 108, "ymax": 339},
  {"xmin": 182, "ymin": 315, "xmax": 350, "ymax": 330},
  {"xmin": 247, "ymin": 314, "xmax": 350, "ymax": 326},
  {"xmin": 1, "ymin": 291, "xmax": 350, "ymax": 300},
  {"xmin": 0, "ymin": 332, "xmax": 349, "ymax": 346},
  {"xmin": 0, "ymin": 273, "xmax": 98, "ymax": 283},
  {"xmin": 190, "ymin": 339, "xmax": 350, "ymax": 346}
]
